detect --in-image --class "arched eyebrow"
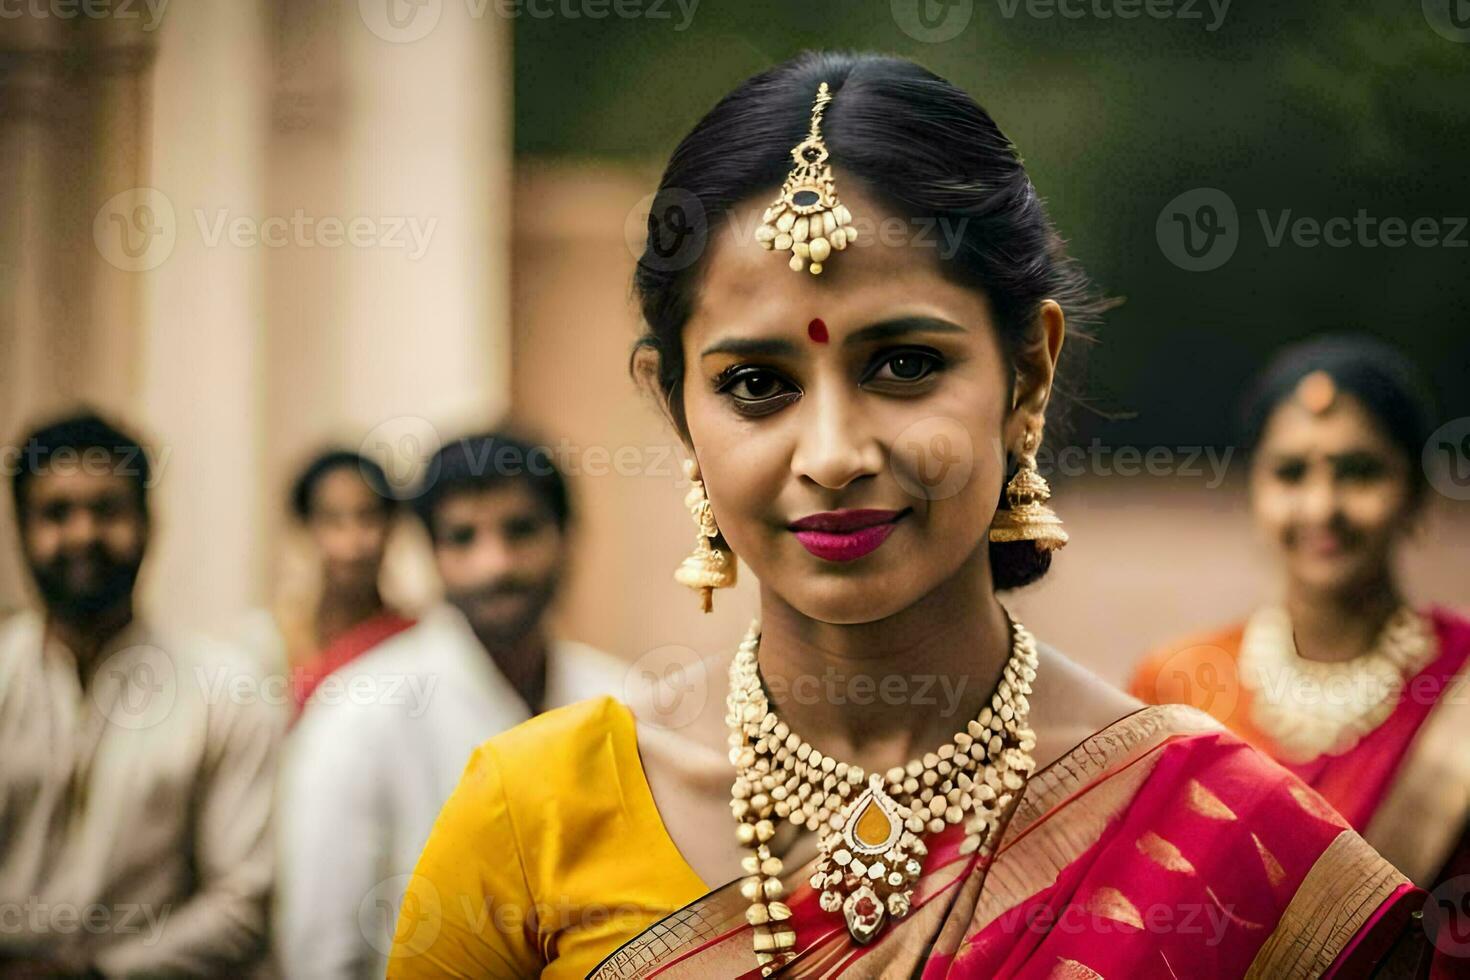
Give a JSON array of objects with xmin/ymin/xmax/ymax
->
[
  {"xmin": 844, "ymin": 316, "xmax": 967, "ymax": 345},
  {"xmin": 700, "ymin": 316, "xmax": 966, "ymax": 360},
  {"xmin": 700, "ymin": 337, "xmax": 799, "ymax": 359}
]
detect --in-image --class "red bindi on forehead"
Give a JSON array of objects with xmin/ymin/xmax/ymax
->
[{"xmin": 807, "ymin": 318, "xmax": 829, "ymax": 344}]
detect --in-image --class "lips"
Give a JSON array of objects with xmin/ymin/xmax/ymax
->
[{"xmin": 788, "ymin": 509, "xmax": 907, "ymax": 562}]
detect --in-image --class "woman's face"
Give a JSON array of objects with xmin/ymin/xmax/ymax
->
[
  {"xmin": 676, "ymin": 180, "xmax": 1060, "ymax": 625},
  {"xmin": 1249, "ymin": 388, "xmax": 1415, "ymax": 597},
  {"xmin": 307, "ymin": 468, "xmax": 393, "ymax": 592}
]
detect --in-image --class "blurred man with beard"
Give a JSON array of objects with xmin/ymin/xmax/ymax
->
[
  {"xmin": 276, "ymin": 429, "xmax": 623, "ymax": 979},
  {"xmin": 0, "ymin": 412, "xmax": 279, "ymax": 977}
]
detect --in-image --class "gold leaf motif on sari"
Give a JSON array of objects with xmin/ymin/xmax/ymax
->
[
  {"xmin": 1047, "ymin": 957, "xmax": 1105, "ymax": 979},
  {"xmin": 1085, "ymin": 886, "xmax": 1144, "ymax": 929},
  {"xmin": 1186, "ymin": 778, "xmax": 1237, "ymax": 820},
  {"xmin": 1252, "ymin": 832, "xmax": 1287, "ymax": 889},
  {"xmin": 1287, "ymin": 783, "xmax": 1339, "ymax": 824},
  {"xmin": 1136, "ymin": 831, "xmax": 1195, "ymax": 874}
]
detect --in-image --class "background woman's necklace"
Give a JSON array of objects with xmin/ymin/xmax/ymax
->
[
  {"xmin": 725, "ymin": 619, "xmax": 1039, "ymax": 975},
  {"xmin": 1238, "ymin": 604, "xmax": 1435, "ymax": 764}
]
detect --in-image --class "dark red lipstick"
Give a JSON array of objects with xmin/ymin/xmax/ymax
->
[{"xmin": 788, "ymin": 509, "xmax": 907, "ymax": 562}]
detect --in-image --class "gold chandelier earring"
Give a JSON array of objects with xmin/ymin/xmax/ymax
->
[
  {"xmin": 674, "ymin": 457, "xmax": 737, "ymax": 612},
  {"xmin": 988, "ymin": 430, "xmax": 1068, "ymax": 552}
]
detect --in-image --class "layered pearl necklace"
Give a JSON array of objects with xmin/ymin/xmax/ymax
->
[
  {"xmin": 1239, "ymin": 604, "xmax": 1435, "ymax": 764},
  {"xmin": 725, "ymin": 618, "xmax": 1039, "ymax": 975}
]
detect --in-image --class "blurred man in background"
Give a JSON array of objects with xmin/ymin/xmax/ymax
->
[
  {"xmin": 0, "ymin": 412, "xmax": 280, "ymax": 978},
  {"xmin": 275, "ymin": 428, "xmax": 625, "ymax": 979}
]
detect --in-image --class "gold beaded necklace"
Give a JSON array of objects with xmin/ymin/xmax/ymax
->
[
  {"xmin": 725, "ymin": 618, "xmax": 1039, "ymax": 975},
  {"xmin": 1238, "ymin": 604, "xmax": 1435, "ymax": 764}
]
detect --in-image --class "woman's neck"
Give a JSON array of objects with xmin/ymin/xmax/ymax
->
[
  {"xmin": 754, "ymin": 550, "xmax": 1011, "ymax": 772},
  {"xmin": 314, "ymin": 582, "xmax": 386, "ymax": 647},
  {"xmin": 1284, "ymin": 569, "xmax": 1403, "ymax": 664}
]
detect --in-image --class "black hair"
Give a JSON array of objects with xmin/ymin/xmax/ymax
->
[
  {"xmin": 10, "ymin": 410, "xmax": 151, "ymax": 518},
  {"xmin": 410, "ymin": 428, "xmax": 572, "ymax": 541},
  {"xmin": 631, "ymin": 51, "xmax": 1110, "ymax": 589},
  {"xmin": 290, "ymin": 449, "xmax": 398, "ymax": 522},
  {"xmin": 1239, "ymin": 334, "xmax": 1437, "ymax": 505}
]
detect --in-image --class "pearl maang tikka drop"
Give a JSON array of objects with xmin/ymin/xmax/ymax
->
[{"xmin": 754, "ymin": 82, "xmax": 858, "ymax": 275}]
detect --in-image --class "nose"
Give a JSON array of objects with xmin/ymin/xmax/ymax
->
[
  {"xmin": 1296, "ymin": 468, "xmax": 1340, "ymax": 525},
  {"xmin": 465, "ymin": 533, "xmax": 516, "ymax": 581},
  {"xmin": 60, "ymin": 507, "xmax": 101, "ymax": 549},
  {"xmin": 789, "ymin": 382, "xmax": 883, "ymax": 491}
]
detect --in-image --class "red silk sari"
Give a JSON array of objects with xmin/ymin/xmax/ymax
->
[{"xmin": 589, "ymin": 705, "xmax": 1427, "ymax": 979}]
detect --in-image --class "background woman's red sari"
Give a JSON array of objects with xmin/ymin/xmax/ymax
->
[{"xmin": 1132, "ymin": 607, "xmax": 1470, "ymax": 977}]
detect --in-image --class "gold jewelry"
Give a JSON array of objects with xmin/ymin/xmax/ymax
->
[
  {"xmin": 753, "ymin": 82, "xmax": 857, "ymax": 276},
  {"xmin": 726, "ymin": 618, "xmax": 1038, "ymax": 973},
  {"xmin": 1238, "ymin": 604, "xmax": 1435, "ymax": 764},
  {"xmin": 988, "ymin": 430, "xmax": 1068, "ymax": 551},
  {"xmin": 673, "ymin": 458, "xmax": 737, "ymax": 612},
  {"xmin": 1296, "ymin": 370, "xmax": 1338, "ymax": 415}
]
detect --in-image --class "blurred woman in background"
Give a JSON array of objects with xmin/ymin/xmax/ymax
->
[
  {"xmin": 243, "ymin": 449, "xmax": 415, "ymax": 714},
  {"xmin": 391, "ymin": 57, "xmax": 1427, "ymax": 978},
  {"xmin": 1132, "ymin": 336, "xmax": 1470, "ymax": 896}
]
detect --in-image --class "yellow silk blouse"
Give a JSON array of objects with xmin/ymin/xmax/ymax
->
[{"xmin": 386, "ymin": 695, "xmax": 710, "ymax": 979}]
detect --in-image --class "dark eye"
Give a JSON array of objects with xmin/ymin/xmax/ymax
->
[
  {"xmin": 716, "ymin": 367, "xmax": 800, "ymax": 416},
  {"xmin": 1273, "ymin": 460, "xmax": 1307, "ymax": 483},
  {"xmin": 866, "ymin": 349, "xmax": 941, "ymax": 386},
  {"xmin": 504, "ymin": 516, "xmax": 542, "ymax": 541},
  {"xmin": 1335, "ymin": 454, "xmax": 1387, "ymax": 483}
]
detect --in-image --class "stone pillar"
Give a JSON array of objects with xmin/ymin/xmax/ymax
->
[{"xmin": 0, "ymin": 14, "xmax": 157, "ymax": 613}]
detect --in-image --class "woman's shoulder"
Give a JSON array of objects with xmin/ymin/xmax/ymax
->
[
  {"xmin": 1142, "ymin": 621, "xmax": 1247, "ymax": 666},
  {"xmin": 481, "ymin": 693, "xmax": 636, "ymax": 785},
  {"xmin": 1127, "ymin": 620, "xmax": 1247, "ymax": 705},
  {"xmin": 1029, "ymin": 642, "xmax": 1147, "ymax": 769}
]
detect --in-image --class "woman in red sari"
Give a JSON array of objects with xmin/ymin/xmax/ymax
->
[
  {"xmin": 390, "ymin": 54, "xmax": 1427, "ymax": 978},
  {"xmin": 243, "ymin": 449, "xmax": 415, "ymax": 715},
  {"xmin": 1131, "ymin": 337, "xmax": 1470, "ymax": 971}
]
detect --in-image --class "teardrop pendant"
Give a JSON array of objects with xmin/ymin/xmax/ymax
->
[{"xmin": 842, "ymin": 775, "xmax": 903, "ymax": 855}]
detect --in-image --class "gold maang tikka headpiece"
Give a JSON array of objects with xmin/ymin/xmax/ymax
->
[{"xmin": 754, "ymin": 82, "xmax": 857, "ymax": 275}]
